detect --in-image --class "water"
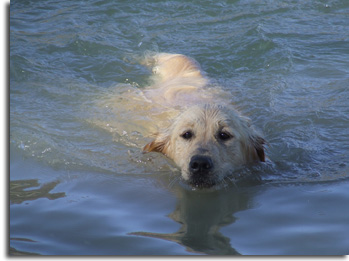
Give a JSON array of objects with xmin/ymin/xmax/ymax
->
[{"xmin": 10, "ymin": 0, "xmax": 349, "ymax": 255}]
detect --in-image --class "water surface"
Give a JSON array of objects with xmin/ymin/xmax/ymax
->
[{"xmin": 10, "ymin": 0, "xmax": 349, "ymax": 255}]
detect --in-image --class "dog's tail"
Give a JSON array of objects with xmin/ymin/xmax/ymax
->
[{"xmin": 142, "ymin": 52, "xmax": 204, "ymax": 82}]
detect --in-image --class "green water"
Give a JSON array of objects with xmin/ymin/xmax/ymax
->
[{"xmin": 10, "ymin": 0, "xmax": 349, "ymax": 255}]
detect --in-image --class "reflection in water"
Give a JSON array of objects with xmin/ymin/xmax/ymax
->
[
  {"xmin": 10, "ymin": 179, "xmax": 66, "ymax": 255},
  {"xmin": 10, "ymin": 179, "xmax": 65, "ymax": 204},
  {"xmin": 9, "ymin": 247, "xmax": 41, "ymax": 256},
  {"xmin": 131, "ymin": 186, "xmax": 254, "ymax": 255}
]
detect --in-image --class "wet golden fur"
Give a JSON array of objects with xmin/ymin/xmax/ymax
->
[{"xmin": 142, "ymin": 53, "xmax": 265, "ymax": 187}]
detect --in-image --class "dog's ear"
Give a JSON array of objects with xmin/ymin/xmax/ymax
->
[
  {"xmin": 240, "ymin": 115, "xmax": 266, "ymax": 162},
  {"xmin": 251, "ymin": 136, "xmax": 266, "ymax": 162},
  {"xmin": 143, "ymin": 133, "xmax": 170, "ymax": 155}
]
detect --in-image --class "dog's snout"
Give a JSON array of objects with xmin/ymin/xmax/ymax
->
[{"xmin": 189, "ymin": 155, "xmax": 213, "ymax": 174}]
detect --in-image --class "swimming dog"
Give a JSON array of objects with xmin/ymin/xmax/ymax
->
[{"xmin": 142, "ymin": 53, "xmax": 265, "ymax": 188}]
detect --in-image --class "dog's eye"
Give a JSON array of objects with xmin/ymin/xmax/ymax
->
[
  {"xmin": 181, "ymin": 131, "xmax": 193, "ymax": 140},
  {"xmin": 218, "ymin": 131, "xmax": 232, "ymax": 141}
]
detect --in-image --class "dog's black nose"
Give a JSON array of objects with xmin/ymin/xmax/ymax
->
[{"xmin": 189, "ymin": 155, "xmax": 213, "ymax": 174}]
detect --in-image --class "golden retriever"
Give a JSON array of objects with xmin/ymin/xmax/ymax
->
[{"xmin": 141, "ymin": 53, "xmax": 265, "ymax": 188}]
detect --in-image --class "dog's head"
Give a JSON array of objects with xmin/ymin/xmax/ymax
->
[{"xmin": 143, "ymin": 105, "xmax": 265, "ymax": 188}]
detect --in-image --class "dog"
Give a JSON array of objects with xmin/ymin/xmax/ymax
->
[{"xmin": 141, "ymin": 53, "xmax": 265, "ymax": 188}]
